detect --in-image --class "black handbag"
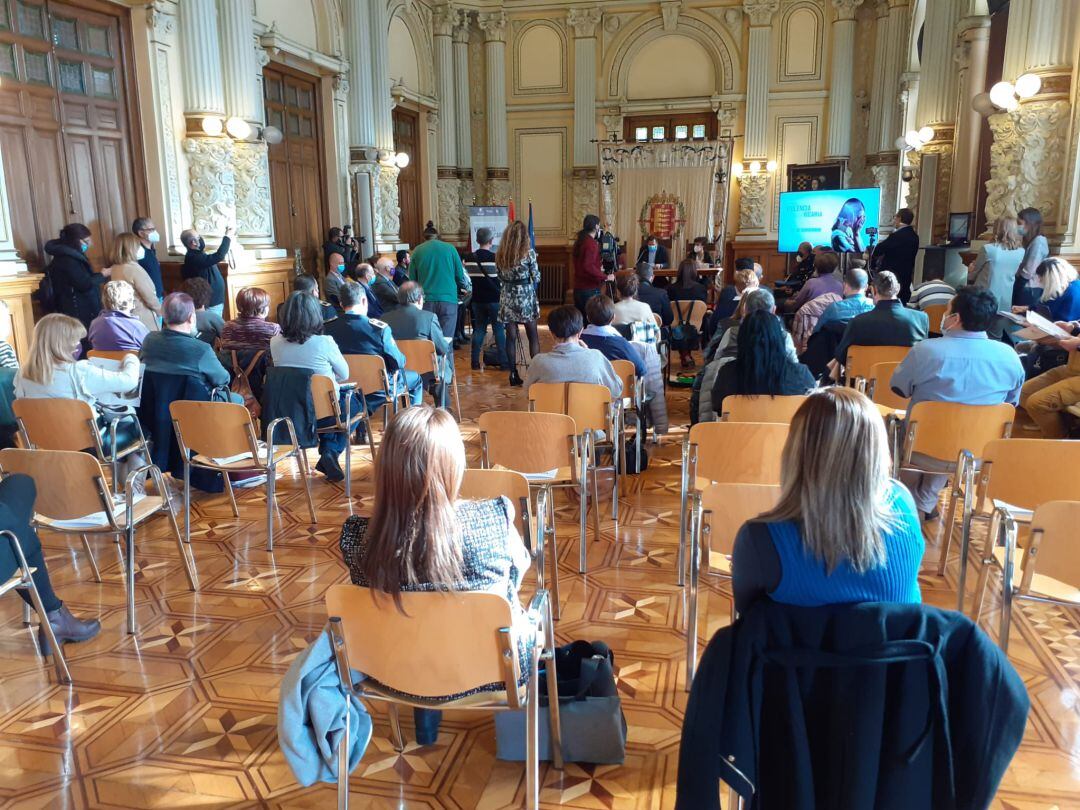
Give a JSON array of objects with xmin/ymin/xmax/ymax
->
[{"xmin": 494, "ymin": 640, "xmax": 627, "ymax": 764}]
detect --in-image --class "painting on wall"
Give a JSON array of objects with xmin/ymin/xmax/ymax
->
[{"xmin": 786, "ymin": 161, "xmax": 846, "ymax": 192}]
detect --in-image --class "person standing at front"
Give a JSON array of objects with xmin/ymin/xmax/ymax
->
[
  {"xmin": 408, "ymin": 221, "xmax": 471, "ymax": 343},
  {"xmin": 572, "ymin": 214, "xmax": 613, "ymax": 316}
]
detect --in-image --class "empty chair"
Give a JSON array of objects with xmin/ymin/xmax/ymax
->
[
  {"xmin": 326, "ymin": 585, "xmax": 562, "ymax": 809},
  {"xmin": 170, "ymin": 400, "xmax": 317, "ymax": 552},
  {"xmin": 0, "ymin": 447, "xmax": 196, "ymax": 634},
  {"xmin": 312, "ymin": 375, "xmax": 368, "ymax": 509},
  {"xmin": 993, "ymin": 500, "xmax": 1080, "ymax": 652},
  {"xmin": 398, "ymin": 338, "xmax": 461, "ymax": 420},
  {"xmin": 721, "ymin": 395, "xmax": 808, "ymax": 424},
  {"xmin": 610, "ymin": 358, "xmax": 645, "ymax": 470},
  {"xmin": 344, "ymin": 353, "xmax": 410, "ymax": 432},
  {"xmin": 686, "ymin": 483, "xmax": 781, "ymax": 685},
  {"xmin": 678, "ymin": 421, "xmax": 789, "ymax": 586},
  {"xmin": 867, "ymin": 361, "xmax": 909, "ymax": 412},
  {"xmin": 892, "ymin": 401, "xmax": 1015, "ymax": 576},
  {"xmin": 962, "ymin": 439, "xmax": 1080, "ymax": 615},
  {"xmin": 14, "ymin": 397, "xmax": 150, "ymax": 495},
  {"xmin": 844, "ymin": 344, "xmax": 911, "ymax": 391}
]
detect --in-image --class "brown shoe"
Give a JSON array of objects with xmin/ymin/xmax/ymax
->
[{"xmin": 38, "ymin": 604, "xmax": 101, "ymax": 655}]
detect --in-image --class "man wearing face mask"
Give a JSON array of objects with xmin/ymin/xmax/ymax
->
[
  {"xmin": 180, "ymin": 226, "xmax": 233, "ymax": 317},
  {"xmin": 889, "ymin": 286, "xmax": 1024, "ymax": 520},
  {"xmin": 140, "ymin": 291, "xmax": 240, "ymax": 398},
  {"xmin": 132, "ymin": 217, "xmax": 165, "ymax": 301},
  {"xmin": 43, "ymin": 222, "xmax": 109, "ymax": 328}
]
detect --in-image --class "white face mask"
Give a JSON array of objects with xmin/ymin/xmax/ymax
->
[
  {"xmin": 136, "ymin": 246, "xmax": 146, "ymax": 261},
  {"xmin": 147, "ymin": 230, "xmax": 160, "ymax": 244}
]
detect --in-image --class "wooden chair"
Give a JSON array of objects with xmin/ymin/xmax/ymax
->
[
  {"xmin": 478, "ymin": 411, "xmax": 584, "ymax": 618},
  {"xmin": 844, "ymin": 345, "xmax": 912, "ymax": 391},
  {"xmin": 326, "ymin": 585, "xmax": 563, "ymax": 809},
  {"xmin": 86, "ymin": 349, "xmax": 136, "ymax": 362},
  {"xmin": 721, "ymin": 394, "xmax": 808, "ymax": 424},
  {"xmin": 14, "ymin": 398, "xmax": 151, "ymax": 495},
  {"xmin": 669, "ymin": 299, "xmax": 708, "ymax": 331},
  {"xmin": 923, "ymin": 303, "xmax": 949, "ymax": 336},
  {"xmin": 0, "ymin": 448, "xmax": 196, "ymax": 635},
  {"xmin": 344, "ymin": 354, "xmax": 410, "ymax": 433},
  {"xmin": 892, "ymin": 401, "xmax": 1014, "ymax": 578},
  {"xmin": 686, "ymin": 483, "xmax": 781, "ymax": 686},
  {"xmin": 0, "ymin": 528, "xmax": 70, "ymax": 683},
  {"xmin": 993, "ymin": 500, "xmax": 1080, "ymax": 652},
  {"xmin": 528, "ymin": 382, "xmax": 621, "ymax": 572},
  {"xmin": 651, "ymin": 312, "xmax": 670, "ymax": 386},
  {"xmin": 170, "ymin": 400, "xmax": 317, "ymax": 552},
  {"xmin": 962, "ymin": 439, "xmax": 1080, "ymax": 615},
  {"xmin": 866, "ymin": 361, "xmax": 909, "ymax": 413},
  {"xmin": 459, "ymin": 468, "xmax": 533, "ymax": 549},
  {"xmin": 311, "ymin": 375, "xmax": 368, "ymax": 510},
  {"xmin": 398, "ymin": 338, "xmax": 461, "ymax": 420},
  {"xmin": 678, "ymin": 422, "xmax": 789, "ymax": 586},
  {"xmin": 610, "ymin": 358, "xmax": 645, "ymax": 471}
]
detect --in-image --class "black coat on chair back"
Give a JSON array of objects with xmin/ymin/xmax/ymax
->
[{"xmin": 137, "ymin": 370, "xmax": 222, "ymax": 493}]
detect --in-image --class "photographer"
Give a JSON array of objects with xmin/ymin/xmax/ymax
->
[
  {"xmin": 572, "ymin": 214, "xmax": 615, "ymax": 316},
  {"xmin": 323, "ymin": 226, "xmax": 360, "ymax": 268}
]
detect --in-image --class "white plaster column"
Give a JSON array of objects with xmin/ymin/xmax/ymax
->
[
  {"xmin": 331, "ymin": 74, "xmax": 352, "ymax": 228},
  {"xmin": 742, "ymin": 1, "xmax": 778, "ymax": 161},
  {"xmin": 568, "ymin": 6, "xmax": 602, "ymax": 168},
  {"xmin": 369, "ymin": 0, "xmax": 400, "ymax": 246},
  {"xmin": 876, "ymin": 0, "xmax": 909, "ymax": 154},
  {"xmin": 433, "ymin": 4, "xmax": 460, "ymax": 235},
  {"xmin": 866, "ymin": 1, "xmax": 891, "ymax": 156},
  {"xmin": 218, "ymin": 0, "xmax": 261, "ymax": 125},
  {"xmin": 452, "ymin": 13, "xmax": 474, "ymax": 231},
  {"xmin": 986, "ymin": 0, "xmax": 1077, "ymax": 236},
  {"xmin": 342, "ymin": 0, "xmax": 377, "ymax": 248},
  {"xmin": 179, "ymin": 0, "xmax": 224, "ymax": 118},
  {"xmin": 824, "ymin": 0, "xmax": 863, "ymax": 159},
  {"xmin": 479, "ymin": 10, "xmax": 510, "ymax": 205},
  {"xmin": 950, "ymin": 6, "xmax": 991, "ymax": 215},
  {"xmin": 144, "ymin": 1, "xmax": 187, "ymax": 250}
]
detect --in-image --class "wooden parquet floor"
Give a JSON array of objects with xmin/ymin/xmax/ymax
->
[{"xmin": 1, "ymin": 342, "xmax": 1079, "ymax": 809}]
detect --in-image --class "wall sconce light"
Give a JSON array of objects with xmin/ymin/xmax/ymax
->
[
  {"xmin": 748, "ymin": 160, "xmax": 762, "ymax": 174},
  {"xmin": 201, "ymin": 116, "xmax": 224, "ymax": 136},
  {"xmin": 225, "ymin": 117, "xmax": 252, "ymax": 140},
  {"xmin": 731, "ymin": 161, "xmax": 744, "ymax": 177},
  {"xmin": 766, "ymin": 159, "xmax": 778, "ymax": 173},
  {"xmin": 901, "ymin": 165, "xmax": 917, "ymax": 183},
  {"xmin": 394, "ymin": 151, "xmax": 411, "ymax": 169},
  {"xmin": 989, "ymin": 81, "xmax": 1020, "ymax": 111},
  {"xmin": 262, "ymin": 125, "xmax": 283, "ymax": 145},
  {"xmin": 904, "ymin": 127, "xmax": 936, "ymax": 150},
  {"xmin": 1014, "ymin": 73, "xmax": 1042, "ymax": 99}
]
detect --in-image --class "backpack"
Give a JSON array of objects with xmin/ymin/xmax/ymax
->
[
  {"xmin": 230, "ymin": 350, "xmax": 264, "ymax": 420},
  {"xmin": 670, "ymin": 300, "xmax": 700, "ymax": 351},
  {"xmin": 34, "ymin": 268, "xmax": 57, "ymax": 313}
]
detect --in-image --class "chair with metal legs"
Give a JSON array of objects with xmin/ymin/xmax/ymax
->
[
  {"xmin": 0, "ymin": 448, "xmax": 196, "ymax": 635},
  {"xmin": 843, "ymin": 345, "xmax": 912, "ymax": 391},
  {"xmin": 686, "ymin": 482, "xmax": 781, "ymax": 688},
  {"xmin": 0, "ymin": 529, "xmax": 71, "ymax": 684},
  {"xmin": 677, "ymin": 422, "xmax": 788, "ymax": 586},
  {"xmin": 170, "ymin": 400, "xmax": 318, "ymax": 552},
  {"xmin": 312, "ymin": 376, "xmax": 368, "ymax": 512},
  {"xmin": 610, "ymin": 358, "xmax": 643, "ymax": 474},
  {"xmin": 720, "ymin": 395, "xmax": 808, "ymax": 424},
  {"xmin": 398, "ymin": 338, "xmax": 462, "ymax": 420},
  {"xmin": 344, "ymin": 354, "xmax": 411, "ymax": 435},
  {"xmin": 991, "ymin": 500, "xmax": 1080, "ymax": 652},
  {"xmin": 326, "ymin": 585, "xmax": 563, "ymax": 810}
]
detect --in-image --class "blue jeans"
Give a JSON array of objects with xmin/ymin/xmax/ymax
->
[
  {"xmin": 470, "ymin": 302, "xmax": 507, "ymax": 366},
  {"xmin": 363, "ymin": 369, "xmax": 424, "ymax": 412},
  {"xmin": 316, "ymin": 390, "xmax": 364, "ymax": 458}
]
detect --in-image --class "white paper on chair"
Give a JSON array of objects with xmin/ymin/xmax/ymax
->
[
  {"xmin": 47, "ymin": 492, "xmax": 148, "ymax": 529},
  {"xmin": 493, "ymin": 464, "xmax": 559, "ymax": 481},
  {"xmin": 991, "ymin": 499, "xmax": 1034, "ymax": 521},
  {"xmin": 212, "ymin": 442, "xmax": 269, "ymax": 466}
]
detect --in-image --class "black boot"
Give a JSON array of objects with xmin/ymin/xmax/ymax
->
[
  {"xmin": 508, "ymin": 369, "xmax": 523, "ymax": 387},
  {"xmin": 38, "ymin": 604, "xmax": 101, "ymax": 656},
  {"xmin": 315, "ymin": 453, "xmax": 345, "ymax": 482}
]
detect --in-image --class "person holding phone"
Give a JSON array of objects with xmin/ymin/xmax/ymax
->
[{"xmin": 180, "ymin": 224, "xmax": 234, "ymax": 317}]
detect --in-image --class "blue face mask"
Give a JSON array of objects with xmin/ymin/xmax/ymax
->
[
  {"xmin": 337, "ymin": 264, "xmax": 345, "ymax": 274},
  {"xmin": 80, "ymin": 242, "xmax": 90, "ymax": 253}
]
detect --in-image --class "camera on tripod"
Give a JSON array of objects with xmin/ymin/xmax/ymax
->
[{"xmin": 597, "ymin": 228, "xmax": 620, "ymax": 274}]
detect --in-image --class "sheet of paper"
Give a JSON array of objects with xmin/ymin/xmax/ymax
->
[{"xmin": 1025, "ymin": 310, "xmax": 1071, "ymax": 339}]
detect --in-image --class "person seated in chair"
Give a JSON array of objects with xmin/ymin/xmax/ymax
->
[
  {"xmin": 349, "ymin": 262, "xmax": 383, "ymax": 318},
  {"xmin": 181, "ymin": 277, "xmax": 225, "ymax": 346},
  {"xmin": 371, "ymin": 257, "xmax": 400, "ymax": 314},
  {"xmin": 271, "ymin": 292, "xmax": 356, "ymax": 482},
  {"xmin": 635, "ymin": 234, "xmax": 671, "ymax": 268},
  {"xmin": 381, "ymin": 282, "xmax": 453, "ymax": 408},
  {"xmin": 325, "ymin": 279, "xmax": 424, "ymax": 412},
  {"xmin": 635, "ymin": 262, "xmax": 673, "ymax": 327},
  {"xmin": 338, "ymin": 405, "xmax": 532, "ymax": 745},
  {"xmin": 731, "ymin": 387, "xmax": 923, "ymax": 615},
  {"xmin": 141, "ymin": 293, "xmax": 237, "ymax": 397},
  {"xmin": 580, "ymin": 295, "xmax": 646, "ymax": 378},
  {"xmin": 0, "ymin": 474, "xmax": 101, "ymax": 654},
  {"xmin": 524, "ymin": 305, "xmax": 622, "ymax": 399},
  {"xmin": 279, "ymin": 274, "xmax": 336, "ymax": 323},
  {"xmin": 219, "ymin": 286, "xmax": 280, "ymax": 352},
  {"xmin": 87, "ymin": 280, "xmax": 150, "ymax": 353}
]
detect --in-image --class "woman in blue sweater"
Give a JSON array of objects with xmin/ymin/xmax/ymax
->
[{"xmin": 731, "ymin": 387, "xmax": 923, "ymax": 614}]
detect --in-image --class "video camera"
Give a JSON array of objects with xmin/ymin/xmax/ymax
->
[
  {"xmin": 342, "ymin": 224, "xmax": 366, "ymax": 245},
  {"xmin": 596, "ymin": 228, "xmax": 620, "ymax": 274}
]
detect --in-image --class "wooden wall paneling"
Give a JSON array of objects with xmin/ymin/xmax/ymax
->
[
  {"xmin": 393, "ymin": 106, "xmax": 422, "ymax": 247},
  {"xmin": 160, "ymin": 257, "xmax": 294, "ymax": 321},
  {"xmin": 0, "ymin": 273, "xmax": 42, "ymax": 363},
  {"xmin": 724, "ymin": 239, "xmax": 789, "ymax": 285}
]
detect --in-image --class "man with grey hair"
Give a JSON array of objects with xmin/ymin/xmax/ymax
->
[
  {"xmin": 371, "ymin": 256, "xmax": 399, "ymax": 313},
  {"xmin": 381, "ymin": 282, "xmax": 453, "ymax": 407},
  {"xmin": 831, "ymin": 270, "xmax": 930, "ymax": 378},
  {"xmin": 634, "ymin": 261, "xmax": 673, "ymax": 326},
  {"xmin": 139, "ymin": 291, "xmax": 240, "ymax": 398},
  {"xmin": 180, "ymin": 225, "xmax": 233, "ymax": 316}
]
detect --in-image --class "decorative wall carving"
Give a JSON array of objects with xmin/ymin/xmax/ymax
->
[
  {"xmin": 437, "ymin": 178, "xmax": 462, "ymax": 235},
  {"xmin": 232, "ymin": 140, "xmax": 273, "ymax": 242},
  {"xmin": 871, "ymin": 163, "xmax": 899, "ymax": 227},
  {"xmin": 737, "ymin": 173, "xmax": 770, "ymax": 232},
  {"xmin": 182, "ymin": 137, "xmax": 235, "ymax": 236},
  {"xmin": 567, "ymin": 6, "xmax": 603, "ymax": 38},
  {"xmin": 147, "ymin": 0, "xmax": 176, "ymax": 42},
  {"xmin": 661, "ymin": 1, "xmax": 683, "ymax": 32},
  {"xmin": 985, "ymin": 101, "xmax": 1071, "ymax": 227},
  {"xmin": 376, "ymin": 163, "xmax": 402, "ymax": 242},
  {"xmin": 571, "ymin": 177, "xmax": 600, "ymax": 238},
  {"xmin": 743, "ymin": 0, "xmax": 780, "ymax": 27},
  {"xmin": 486, "ymin": 177, "xmax": 512, "ymax": 206}
]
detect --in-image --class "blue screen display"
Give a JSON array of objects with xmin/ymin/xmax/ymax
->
[{"xmin": 777, "ymin": 187, "xmax": 881, "ymax": 253}]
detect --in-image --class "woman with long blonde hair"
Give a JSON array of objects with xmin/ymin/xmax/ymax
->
[
  {"xmin": 730, "ymin": 387, "xmax": 923, "ymax": 614},
  {"xmin": 107, "ymin": 232, "xmax": 161, "ymax": 332},
  {"xmin": 969, "ymin": 216, "xmax": 1025, "ymax": 339},
  {"xmin": 495, "ymin": 220, "xmax": 541, "ymax": 387},
  {"xmin": 337, "ymin": 405, "xmax": 531, "ymax": 743}
]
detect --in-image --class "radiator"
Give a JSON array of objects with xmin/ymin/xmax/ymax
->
[{"xmin": 538, "ymin": 261, "xmax": 567, "ymax": 304}]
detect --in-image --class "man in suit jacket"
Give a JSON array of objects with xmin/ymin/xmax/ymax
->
[
  {"xmin": 371, "ymin": 257, "xmax": 399, "ymax": 313},
  {"xmin": 325, "ymin": 280, "xmax": 423, "ymax": 411},
  {"xmin": 635, "ymin": 234, "xmax": 671, "ymax": 268},
  {"xmin": 180, "ymin": 226, "xmax": 233, "ymax": 316},
  {"xmin": 871, "ymin": 207, "xmax": 920, "ymax": 304},
  {"xmin": 381, "ymin": 281, "xmax": 453, "ymax": 407},
  {"xmin": 635, "ymin": 262, "xmax": 673, "ymax": 326},
  {"xmin": 832, "ymin": 271, "xmax": 929, "ymax": 378}
]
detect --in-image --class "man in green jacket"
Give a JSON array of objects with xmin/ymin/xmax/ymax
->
[{"xmin": 409, "ymin": 222, "xmax": 471, "ymax": 343}]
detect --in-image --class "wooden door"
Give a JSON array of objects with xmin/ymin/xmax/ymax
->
[
  {"xmin": 264, "ymin": 64, "xmax": 326, "ymax": 273},
  {"xmin": 0, "ymin": 0, "xmax": 144, "ymax": 269},
  {"xmin": 393, "ymin": 107, "xmax": 421, "ymax": 247}
]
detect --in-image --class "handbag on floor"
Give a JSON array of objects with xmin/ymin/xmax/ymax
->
[{"xmin": 494, "ymin": 640, "xmax": 627, "ymax": 764}]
